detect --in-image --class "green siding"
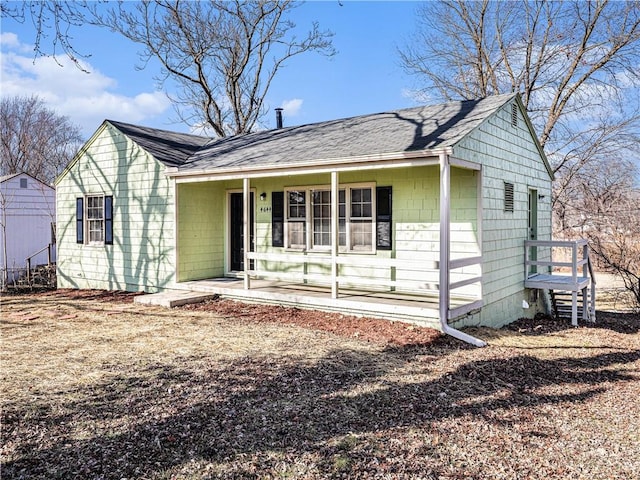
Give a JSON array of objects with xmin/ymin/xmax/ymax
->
[
  {"xmin": 175, "ymin": 167, "xmax": 480, "ymax": 297},
  {"xmin": 58, "ymin": 98, "xmax": 548, "ymax": 330},
  {"xmin": 452, "ymin": 100, "xmax": 552, "ymax": 327},
  {"xmin": 56, "ymin": 124, "xmax": 176, "ymax": 292},
  {"xmin": 176, "ymin": 181, "xmax": 230, "ymax": 281}
]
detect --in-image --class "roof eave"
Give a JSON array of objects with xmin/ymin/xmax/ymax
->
[
  {"xmin": 165, "ymin": 147, "xmax": 453, "ymax": 180},
  {"xmin": 515, "ymin": 94, "xmax": 555, "ymax": 180}
]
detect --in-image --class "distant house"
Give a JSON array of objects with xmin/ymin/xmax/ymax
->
[
  {"xmin": 0, "ymin": 172, "xmax": 56, "ymax": 285},
  {"xmin": 56, "ymin": 93, "xmax": 560, "ymax": 344}
]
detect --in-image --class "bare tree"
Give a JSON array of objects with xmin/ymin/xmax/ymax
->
[
  {"xmin": 400, "ymin": 0, "xmax": 640, "ymax": 156},
  {"xmin": 574, "ymin": 159, "xmax": 640, "ymax": 308},
  {"xmin": 400, "ymin": 0, "xmax": 640, "ymax": 306},
  {"xmin": 399, "ymin": 0, "xmax": 640, "ymax": 179},
  {"xmin": 0, "ymin": 1, "xmax": 91, "ymax": 70},
  {"xmin": 2, "ymin": 1, "xmax": 334, "ymax": 137},
  {"xmin": 0, "ymin": 96, "xmax": 84, "ymax": 184},
  {"xmin": 89, "ymin": 0, "xmax": 335, "ymax": 137}
]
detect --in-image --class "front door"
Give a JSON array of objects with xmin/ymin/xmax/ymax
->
[
  {"xmin": 528, "ymin": 188, "xmax": 538, "ymax": 274},
  {"xmin": 229, "ymin": 192, "xmax": 255, "ymax": 272}
]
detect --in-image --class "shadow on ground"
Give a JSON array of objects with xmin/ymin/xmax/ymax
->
[
  {"xmin": 502, "ymin": 310, "xmax": 640, "ymax": 336},
  {"xmin": 3, "ymin": 342, "xmax": 639, "ymax": 479}
]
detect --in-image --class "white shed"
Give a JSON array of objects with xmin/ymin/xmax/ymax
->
[{"xmin": 0, "ymin": 173, "xmax": 56, "ymax": 286}]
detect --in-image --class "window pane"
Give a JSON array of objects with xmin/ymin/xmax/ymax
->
[
  {"xmin": 362, "ymin": 203, "xmax": 372, "ymax": 217},
  {"xmin": 350, "ymin": 188, "xmax": 372, "ymax": 219},
  {"xmin": 88, "ymin": 220, "xmax": 104, "ymax": 243},
  {"xmin": 288, "ymin": 191, "xmax": 306, "ymax": 218},
  {"xmin": 339, "ymin": 219, "xmax": 346, "ymax": 246},
  {"xmin": 350, "ymin": 220, "xmax": 373, "ymax": 250},
  {"xmin": 288, "ymin": 221, "xmax": 306, "ymax": 247}
]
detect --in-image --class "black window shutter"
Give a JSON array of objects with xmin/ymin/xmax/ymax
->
[
  {"xmin": 376, "ymin": 186, "xmax": 392, "ymax": 250},
  {"xmin": 272, "ymin": 191, "xmax": 284, "ymax": 247},
  {"xmin": 76, "ymin": 198, "xmax": 84, "ymax": 244},
  {"xmin": 105, "ymin": 196, "xmax": 114, "ymax": 245}
]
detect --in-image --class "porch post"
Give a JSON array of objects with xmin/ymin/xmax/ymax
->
[
  {"xmin": 331, "ymin": 170, "xmax": 339, "ymax": 299},
  {"xmin": 439, "ymin": 153, "xmax": 451, "ymax": 325},
  {"xmin": 243, "ymin": 177, "xmax": 250, "ymax": 290}
]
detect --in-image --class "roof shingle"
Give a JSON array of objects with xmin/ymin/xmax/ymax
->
[
  {"xmin": 107, "ymin": 93, "xmax": 517, "ymax": 172},
  {"xmin": 181, "ymin": 93, "xmax": 516, "ymax": 172},
  {"xmin": 106, "ymin": 120, "xmax": 211, "ymax": 167}
]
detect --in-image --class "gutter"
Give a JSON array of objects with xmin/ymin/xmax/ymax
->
[
  {"xmin": 165, "ymin": 147, "xmax": 455, "ymax": 179},
  {"xmin": 439, "ymin": 151, "xmax": 487, "ymax": 347},
  {"xmin": 441, "ymin": 320, "xmax": 487, "ymax": 347}
]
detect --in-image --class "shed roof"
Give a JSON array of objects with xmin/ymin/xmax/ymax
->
[{"xmin": 0, "ymin": 172, "xmax": 54, "ymax": 188}]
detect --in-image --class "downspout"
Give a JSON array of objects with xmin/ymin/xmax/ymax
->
[{"xmin": 439, "ymin": 152, "xmax": 487, "ymax": 347}]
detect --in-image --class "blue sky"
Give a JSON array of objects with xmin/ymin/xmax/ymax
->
[{"xmin": 1, "ymin": 1, "xmax": 424, "ymax": 138}]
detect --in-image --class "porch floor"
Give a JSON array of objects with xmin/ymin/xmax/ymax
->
[
  {"xmin": 142, "ymin": 277, "xmax": 479, "ymax": 330},
  {"xmin": 524, "ymin": 273, "xmax": 590, "ymax": 291}
]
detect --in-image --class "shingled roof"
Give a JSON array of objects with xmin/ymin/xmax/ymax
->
[
  {"xmin": 180, "ymin": 93, "xmax": 517, "ymax": 173},
  {"xmin": 106, "ymin": 93, "xmax": 522, "ymax": 173},
  {"xmin": 106, "ymin": 120, "xmax": 210, "ymax": 167}
]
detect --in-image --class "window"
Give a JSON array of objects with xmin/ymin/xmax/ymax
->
[
  {"xmin": 87, "ymin": 196, "xmax": 104, "ymax": 243},
  {"xmin": 349, "ymin": 188, "xmax": 373, "ymax": 250},
  {"xmin": 287, "ymin": 190, "xmax": 306, "ymax": 248},
  {"xmin": 504, "ymin": 182, "xmax": 514, "ymax": 212},
  {"xmin": 76, "ymin": 195, "xmax": 113, "ymax": 245},
  {"xmin": 284, "ymin": 183, "xmax": 381, "ymax": 252},
  {"xmin": 20, "ymin": 178, "xmax": 28, "ymax": 188},
  {"xmin": 312, "ymin": 190, "xmax": 332, "ymax": 247}
]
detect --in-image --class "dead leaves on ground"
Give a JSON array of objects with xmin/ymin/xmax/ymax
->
[{"xmin": 1, "ymin": 292, "xmax": 639, "ymax": 479}]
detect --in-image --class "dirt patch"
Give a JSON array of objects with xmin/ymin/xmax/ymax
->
[
  {"xmin": 1, "ymin": 291, "xmax": 639, "ymax": 480},
  {"xmin": 183, "ymin": 297, "xmax": 444, "ymax": 347}
]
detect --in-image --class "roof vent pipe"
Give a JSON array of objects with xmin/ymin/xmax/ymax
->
[{"xmin": 275, "ymin": 108, "xmax": 283, "ymax": 129}]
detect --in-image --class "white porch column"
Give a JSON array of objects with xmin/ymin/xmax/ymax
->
[
  {"xmin": 439, "ymin": 153, "xmax": 451, "ymax": 324},
  {"xmin": 331, "ymin": 170, "xmax": 339, "ymax": 299},
  {"xmin": 243, "ymin": 177, "xmax": 250, "ymax": 290}
]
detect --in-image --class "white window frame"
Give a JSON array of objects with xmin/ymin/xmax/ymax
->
[
  {"xmin": 284, "ymin": 182, "xmax": 376, "ymax": 253},
  {"xmin": 285, "ymin": 189, "xmax": 307, "ymax": 250},
  {"xmin": 85, "ymin": 194, "xmax": 105, "ymax": 245}
]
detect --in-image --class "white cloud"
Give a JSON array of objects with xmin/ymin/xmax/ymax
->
[
  {"xmin": 0, "ymin": 32, "xmax": 21, "ymax": 48},
  {"xmin": 0, "ymin": 34, "xmax": 170, "ymax": 137},
  {"xmin": 280, "ymin": 98, "xmax": 303, "ymax": 116}
]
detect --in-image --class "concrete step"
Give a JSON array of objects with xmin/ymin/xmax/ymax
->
[{"xmin": 134, "ymin": 290, "xmax": 219, "ymax": 308}]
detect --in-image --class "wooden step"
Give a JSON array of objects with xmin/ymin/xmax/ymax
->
[{"xmin": 550, "ymin": 289, "xmax": 588, "ymax": 321}]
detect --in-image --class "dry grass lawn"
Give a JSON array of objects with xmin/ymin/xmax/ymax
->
[{"xmin": 1, "ymin": 289, "xmax": 639, "ymax": 479}]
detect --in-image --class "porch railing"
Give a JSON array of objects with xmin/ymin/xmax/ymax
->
[
  {"xmin": 524, "ymin": 239, "xmax": 596, "ymax": 323},
  {"xmin": 245, "ymin": 251, "xmax": 483, "ymax": 306}
]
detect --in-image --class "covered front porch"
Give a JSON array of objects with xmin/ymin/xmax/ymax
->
[{"xmin": 172, "ymin": 153, "xmax": 485, "ymax": 344}]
